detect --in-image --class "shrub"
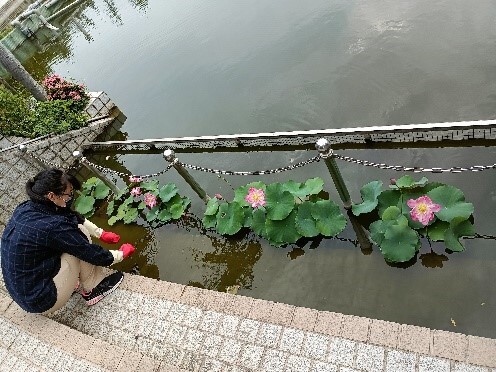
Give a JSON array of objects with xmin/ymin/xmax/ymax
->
[{"xmin": 0, "ymin": 75, "xmax": 89, "ymax": 138}]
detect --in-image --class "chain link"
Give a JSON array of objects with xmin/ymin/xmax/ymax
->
[
  {"xmin": 28, "ymin": 152, "xmax": 79, "ymax": 170},
  {"xmin": 176, "ymin": 155, "xmax": 322, "ymax": 176},
  {"xmin": 332, "ymin": 154, "xmax": 496, "ymax": 173},
  {"xmin": 81, "ymin": 157, "xmax": 175, "ymax": 179}
]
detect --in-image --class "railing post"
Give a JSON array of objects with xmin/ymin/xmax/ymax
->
[
  {"xmin": 315, "ymin": 138, "xmax": 352, "ymax": 209},
  {"xmin": 18, "ymin": 144, "xmax": 47, "ymax": 170},
  {"xmin": 73, "ymin": 151, "xmax": 120, "ymax": 195},
  {"xmin": 347, "ymin": 210, "xmax": 372, "ymax": 251},
  {"xmin": 163, "ymin": 149, "xmax": 209, "ymax": 203}
]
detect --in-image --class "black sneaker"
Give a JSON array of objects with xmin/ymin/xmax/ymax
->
[{"xmin": 81, "ymin": 272, "xmax": 124, "ymax": 306}]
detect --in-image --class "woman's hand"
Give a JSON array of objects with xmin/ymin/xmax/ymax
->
[
  {"xmin": 119, "ymin": 243, "xmax": 136, "ymax": 259},
  {"xmin": 100, "ymin": 231, "xmax": 120, "ymax": 244}
]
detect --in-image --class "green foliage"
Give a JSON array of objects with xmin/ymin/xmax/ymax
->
[
  {"xmin": 352, "ymin": 175, "xmax": 475, "ymax": 263},
  {"xmin": 0, "ymin": 76, "xmax": 89, "ymax": 138},
  {"xmin": 202, "ymin": 178, "xmax": 347, "ymax": 247},
  {"xmin": 75, "ymin": 177, "xmax": 190, "ymax": 226}
]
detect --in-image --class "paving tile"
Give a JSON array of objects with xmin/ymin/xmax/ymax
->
[
  {"xmin": 138, "ymin": 354, "xmax": 161, "ymax": 372},
  {"xmin": 204, "ymin": 291, "xmax": 230, "ymax": 313},
  {"xmin": 165, "ymin": 323, "xmax": 187, "ymax": 345},
  {"xmin": 340, "ymin": 315, "xmax": 370, "ymax": 342},
  {"xmin": 183, "ymin": 328, "xmax": 206, "ymax": 352},
  {"xmin": 164, "ymin": 283, "xmax": 186, "ymax": 302},
  {"xmin": 116, "ymin": 349, "xmax": 142, "ymax": 371},
  {"xmin": 218, "ymin": 338, "xmax": 242, "ymax": 364},
  {"xmin": 167, "ymin": 303, "xmax": 188, "ymax": 324},
  {"xmin": 314, "ymin": 311, "xmax": 343, "ymax": 337},
  {"xmin": 224, "ymin": 296, "xmax": 254, "ymax": 318},
  {"xmin": 418, "ymin": 355, "xmax": 450, "ymax": 372},
  {"xmin": 311, "ymin": 361, "xmax": 339, "ymax": 372},
  {"xmin": 328, "ymin": 338, "xmax": 355, "ymax": 367},
  {"xmin": 398, "ymin": 324, "xmax": 432, "ymax": 354},
  {"xmin": 452, "ymin": 363, "xmax": 489, "ymax": 372},
  {"xmin": 182, "ymin": 307, "xmax": 203, "ymax": 329},
  {"xmin": 291, "ymin": 307, "xmax": 318, "ymax": 332},
  {"xmin": 218, "ymin": 314, "xmax": 241, "ymax": 337},
  {"xmin": 179, "ymin": 351, "xmax": 204, "ymax": 371},
  {"xmin": 303, "ymin": 332, "xmax": 330, "ymax": 361},
  {"xmin": 432, "ymin": 330, "xmax": 468, "ymax": 362},
  {"xmin": 355, "ymin": 342, "xmax": 384, "ymax": 372},
  {"xmin": 248, "ymin": 299, "xmax": 274, "ymax": 322},
  {"xmin": 338, "ymin": 368, "xmax": 361, "ymax": 372},
  {"xmin": 369, "ymin": 319, "xmax": 399, "ymax": 348},
  {"xmin": 201, "ymin": 334, "xmax": 225, "ymax": 358},
  {"xmin": 268, "ymin": 302, "xmax": 295, "ymax": 327},
  {"xmin": 160, "ymin": 345, "xmax": 185, "ymax": 366},
  {"xmin": 199, "ymin": 310, "xmax": 222, "ymax": 333},
  {"xmin": 466, "ymin": 335, "xmax": 496, "ymax": 367},
  {"xmin": 279, "ymin": 327, "xmax": 306, "ymax": 354},
  {"xmin": 385, "ymin": 349, "xmax": 416, "ymax": 372},
  {"xmin": 199, "ymin": 358, "xmax": 225, "ymax": 372},
  {"xmin": 257, "ymin": 323, "xmax": 282, "ymax": 348},
  {"xmin": 285, "ymin": 355, "xmax": 312, "ymax": 372},
  {"xmin": 261, "ymin": 349, "xmax": 289, "ymax": 372},
  {"xmin": 237, "ymin": 318, "xmax": 262, "ymax": 343},
  {"xmin": 239, "ymin": 343, "xmax": 264, "ymax": 370},
  {"xmin": 180, "ymin": 286, "xmax": 204, "ymax": 307}
]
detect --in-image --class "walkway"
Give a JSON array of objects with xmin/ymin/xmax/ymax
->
[{"xmin": 0, "ymin": 268, "xmax": 494, "ymax": 372}]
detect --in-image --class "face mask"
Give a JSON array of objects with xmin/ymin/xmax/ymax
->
[{"xmin": 64, "ymin": 198, "xmax": 73, "ymax": 209}]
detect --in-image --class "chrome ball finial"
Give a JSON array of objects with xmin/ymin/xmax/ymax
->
[
  {"xmin": 315, "ymin": 138, "xmax": 330, "ymax": 153},
  {"xmin": 163, "ymin": 149, "xmax": 175, "ymax": 162}
]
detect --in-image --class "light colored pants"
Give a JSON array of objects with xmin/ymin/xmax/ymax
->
[{"xmin": 43, "ymin": 224, "xmax": 107, "ymax": 314}]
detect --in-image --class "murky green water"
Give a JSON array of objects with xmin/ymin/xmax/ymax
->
[{"xmin": 7, "ymin": 0, "xmax": 496, "ymax": 337}]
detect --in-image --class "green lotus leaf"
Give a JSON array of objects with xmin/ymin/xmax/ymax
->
[
  {"xmin": 204, "ymin": 198, "xmax": 220, "ymax": 216},
  {"xmin": 108, "ymin": 216, "xmax": 119, "ymax": 226},
  {"xmin": 145, "ymin": 206, "xmax": 160, "ymax": 222},
  {"xmin": 427, "ymin": 185, "xmax": 474, "ymax": 222},
  {"xmin": 291, "ymin": 177, "xmax": 324, "ymax": 198},
  {"xmin": 311, "ymin": 200, "xmax": 347, "ymax": 237},
  {"xmin": 157, "ymin": 209, "xmax": 172, "ymax": 222},
  {"xmin": 106, "ymin": 200, "xmax": 115, "ymax": 216},
  {"xmin": 123, "ymin": 207, "xmax": 139, "ymax": 224},
  {"xmin": 137, "ymin": 201, "xmax": 146, "ymax": 210},
  {"xmin": 181, "ymin": 196, "xmax": 191, "ymax": 210},
  {"xmin": 265, "ymin": 183, "xmax": 295, "ymax": 220},
  {"xmin": 122, "ymin": 195, "xmax": 134, "ymax": 206},
  {"xmin": 202, "ymin": 214, "xmax": 217, "ymax": 228},
  {"xmin": 265, "ymin": 210, "xmax": 301, "ymax": 244},
  {"xmin": 74, "ymin": 195, "xmax": 95, "ymax": 215},
  {"xmin": 251, "ymin": 208, "xmax": 267, "ymax": 237},
  {"xmin": 444, "ymin": 217, "xmax": 475, "ymax": 252},
  {"xmin": 295, "ymin": 202, "xmax": 319, "ymax": 237},
  {"xmin": 377, "ymin": 190, "xmax": 401, "ymax": 217},
  {"xmin": 390, "ymin": 175, "xmax": 428, "ymax": 190},
  {"xmin": 140, "ymin": 180, "xmax": 159, "ymax": 192},
  {"xmin": 167, "ymin": 194, "xmax": 182, "ymax": 207},
  {"xmin": 381, "ymin": 206, "xmax": 401, "ymax": 220},
  {"xmin": 352, "ymin": 180, "xmax": 383, "ymax": 216},
  {"xmin": 427, "ymin": 221, "xmax": 450, "ymax": 241},
  {"xmin": 115, "ymin": 187, "xmax": 128, "ymax": 200},
  {"xmin": 281, "ymin": 180, "xmax": 303, "ymax": 196},
  {"xmin": 170, "ymin": 203, "xmax": 185, "ymax": 219},
  {"xmin": 369, "ymin": 219, "xmax": 395, "ymax": 246},
  {"xmin": 380, "ymin": 223, "xmax": 419, "ymax": 262},
  {"xmin": 243, "ymin": 207, "xmax": 253, "ymax": 227},
  {"xmin": 233, "ymin": 181, "xmax": 266, "ymax": 206},
  {"xmin": 81, "ymin": 177, "xmax": 99, "ymax": 192},
  {"xmin": 159, "ymin": 183, "xmax": 178, "ymax": 202},
  {"xmin": 216, "ymin": 202, "xmax": 244, "ymax": 235},
  {"xmin": 93, "ymin": 181, "xmax": 110, "ymax": 199}
]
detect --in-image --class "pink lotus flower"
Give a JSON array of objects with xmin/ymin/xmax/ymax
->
[
  {"xmin": 130, "ymin": 187, "xmax": 141, "ymax": 197},
  {"xmin": 129, "ymin": 176, "xmax": 142, "ymax": 183},
  {"xmin": 214, "ymin": 193, "xmax": 223, "ymax": 200},
  {"xmin": 144, "ymin": 193, "xmax": 157, "ymax": 208},
  {"xmin": 245, "ymin": 187, "xmax": 266, "ymax": 208},
  {"xmin": 407, "ymin": 196, "xmax": 441, "ymax": 226}
]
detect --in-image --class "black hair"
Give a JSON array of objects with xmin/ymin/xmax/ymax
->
[{"xmin": 25, "ymin": 168, "xmax": 81, "ymax": 204}]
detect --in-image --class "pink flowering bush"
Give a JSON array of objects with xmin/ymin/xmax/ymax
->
[
  {"xmin": 352, "ymin": 175, "xmax": 475, "ymax": 263},
  {"xmin": 41, "ymin": 74, "xmax": 89, "ymax": 111}
]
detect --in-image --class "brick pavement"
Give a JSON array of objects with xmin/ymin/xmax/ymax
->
[{"xmin": 0, "ymin": 272, "xmax": 494, "ymax": 371}]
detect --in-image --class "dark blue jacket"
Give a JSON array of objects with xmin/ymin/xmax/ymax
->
[{"xmin": 1, "ymin": 201, "xmax": 114, "ymax": 313}]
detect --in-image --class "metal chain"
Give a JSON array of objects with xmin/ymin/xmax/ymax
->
[
  {"xmin": 81, "ymin": 157, "xmax": 175, "ymax": 179},
  {"xmin": 28, "ymin": 152, "xmax": 79, "ymax": 170},
  {"xmin": 332, "ymin": 154, "xmax": 496, "ymax": 173},
  {"xmin": 176, "ymin": 155, "xmax": 322, "ymax": 176}
]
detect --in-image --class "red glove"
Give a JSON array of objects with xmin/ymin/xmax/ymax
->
[
  {"xmin": 100, "ymin": 231, "xmax": 120, "ymax": 244},
  {"xmin": 119, "ymin": 243, "xmax": 136, "ymax": 259}
]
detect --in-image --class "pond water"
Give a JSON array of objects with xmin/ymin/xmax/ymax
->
[{"xmin": 7, "ymin": 0, "xmax": 496, "ymax": 337}]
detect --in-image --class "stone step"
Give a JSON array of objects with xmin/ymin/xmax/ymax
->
[{"xmin": 0, "ymin": 291, "xmax": 185, "ymax": 371}]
